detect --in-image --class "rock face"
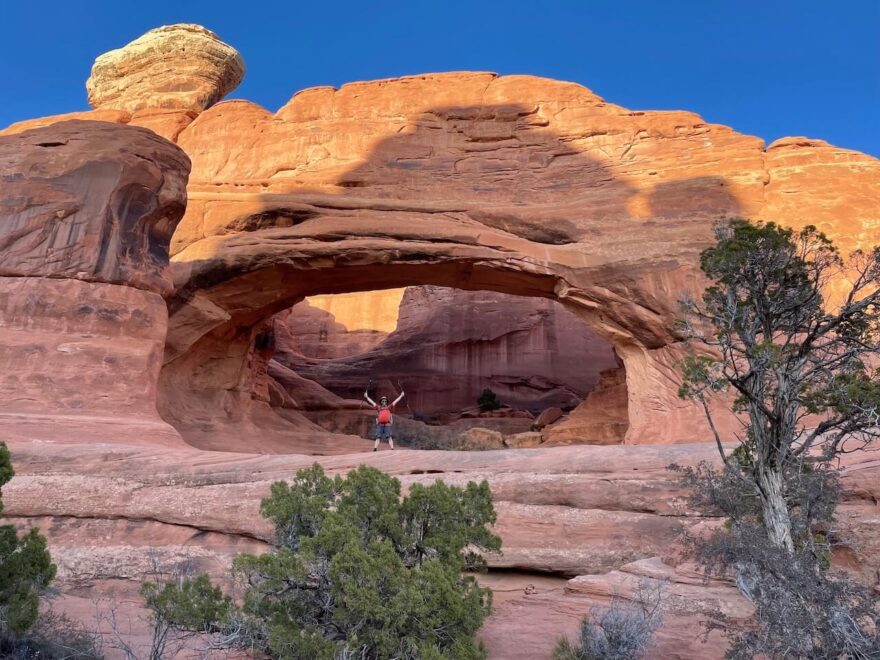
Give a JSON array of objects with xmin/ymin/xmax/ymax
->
[
  {"xmin": 2, "ymin": 27, "xmax": 878, "ymax": 446},
  {"xmin": 3, "ymin": 24, "xmax": 880, "ymax": 660},
  {"xmin": 0, "ymin": 120, "xmax": 189, "ymax": 294},
  {"xmin": 4, "ymin": 26, "xmax": 878, "ymax": 446},
  {"xmin": 286, "ymin": 293, "xmax": 398, "ymax": 359},
  {"xmin": 0, "ymin": 121, "xmax": 191, "ymax": 445},
  {"xmin": 545, "ymin": 367, "xmax": 629, "ymax": 444},
  {"xmin": 279, "ymin": 286, "xmax": 620, "ymax": 420},
  {"xmin": 159, "ymin": 71, "xmax": 880, "ymax": 445},
  {"xmin": 5, "ymin": 439, "xmax": 880, "ymax": 659},
  {"xmin": 87, "ymin": 24, "xmax": 244, "ymax": 115}
]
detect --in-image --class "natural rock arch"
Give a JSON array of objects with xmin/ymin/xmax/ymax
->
[
  {"xmin": 5, "ymin": 53, "xmax": 876, "ymax": 450},
  {"xmin": 160, "ymin": 85, "xmax": 750, "ymax": 447}
]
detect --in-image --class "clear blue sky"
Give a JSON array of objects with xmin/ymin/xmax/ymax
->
[{"xmin": 3, "ymin": 0, "xmax": 878, "ymax": 156}]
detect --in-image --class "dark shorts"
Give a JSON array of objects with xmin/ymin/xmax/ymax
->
[{"xmin": 375, "ymin": 422, "xmax": 393, "ymax": 440}]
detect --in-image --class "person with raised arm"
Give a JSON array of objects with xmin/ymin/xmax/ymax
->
[{"xmin": 364, "ymin": 387, "xmax": 405, "ymax": 451}]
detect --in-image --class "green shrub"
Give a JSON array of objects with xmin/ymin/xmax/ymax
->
[
  {"xmin": 139, "ymin": 464, "xmax": 502, "ymax": 659},
  {"xmin": 0, "ymin": 442, "xmax": 56, "ymax": 638},
  {"xmin": 477, "ymin": 388, "xmax": 502, "ymax": 412},
  {"xmin": 233, "ymin": 463, "xmax": 501, "ymax": 659}
]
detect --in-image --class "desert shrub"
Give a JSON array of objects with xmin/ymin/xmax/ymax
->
[
  {"xmin": 674, "ymin": 461, "xmax": 880, "ymax": 658},
  {"xmin": 0, "ymin": 442, "xmax": 57, "ymax": 641},
  {"xmin": 0, "ymin": 609, "xmax": 102, "ymax": 659},
  {"xmin": 146, "ymin": 464, "xmax": 501, "ymax": 659},
  {"xmin": 553, "ymin": 581, "xmax": 664, "ymax": 660},
  {"xmin": 477, "ymin": 388, "xmax": 502, "ymax": 412},
  {"xmin": 0, "ymin": 442, "xmax": 84, "ymax": 659},
  {"xmin": 137, "ymin": 573, "xmax": 234, "ymax": 659}
]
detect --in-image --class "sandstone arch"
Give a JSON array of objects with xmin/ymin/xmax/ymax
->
[
  {"xmin": 5, "ymin": 60, "xmax": 876, "ymax": 450},
  {"xmin": 161, "ymin": 80, "xmax": 751, "ymax": 448}
]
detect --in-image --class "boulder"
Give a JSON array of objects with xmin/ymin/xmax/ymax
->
[
  {"xmin": 84, "ymin": 24, "xmax": 243, "ymax": 141},
  {"xmin": 86, "ymin": 24, "xmax": 244, "ymax": 115},
  {"xmin": 455, "ymin": 427, "xmax": 506, "ymax": 450},
  {"xmin": 504, "ymin": 432, "xmax": 544, "ymax": 448},
  {"xmin": 532, "ymin": 406, "xmax": 564, "ymax": 430}
]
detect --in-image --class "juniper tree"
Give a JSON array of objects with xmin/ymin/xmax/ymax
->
[
  {"xmin": 677, "ymin": 218, "xmax": 880, "ymax": 657},
  {"xmin": 234, "ymin": 464, "xmax": 500, "ymax": 659},
  {"xmin": 680, "ymin": 219, "xmax": 880, "ymax": 550},
  {"xmin": 148, "ymin": 464, "xmax": 501, "ymax": 659},
  {"xmin": 477, "ymin": 388, "xmax": 502, "ymax": 412}
]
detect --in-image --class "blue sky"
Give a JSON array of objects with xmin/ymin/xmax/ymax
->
[{"xmin": 3, "ymin": 0, "xmax": 878, "ymax": 156}]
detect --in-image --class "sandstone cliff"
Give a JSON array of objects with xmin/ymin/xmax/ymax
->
[{"xmin": 0, "ymin": 120, "xmax": 190, "ymax": 446}]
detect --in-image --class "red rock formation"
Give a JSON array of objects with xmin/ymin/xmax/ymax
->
[
  {"xmin": 5, "ymin": 26, "xmax": 878, "ymax": 446},
  {"xmin": 0, "ymin": 120, "xmax": 187, "ymax": 293},
  {"xmin": 283, "ymin": 299, "xmax": 390, "ymax": 359},
  {"xmin": 544, "ymin": 366, "xmax": 629, "ymax": 445},
  {"xmin": 0, "ymin": 121, "xmax": 190, "ymax": 445},
  {"xmin": 156, "ymin": 71, "xmax": 879, "ymax": 446},
  {"xmin": 278, "ymin": 286, "xmax": 620, "ymax": 420},
  {"xmin": 86, "ymin": 24, "xmax": 244, "ymax": 141},
  {"xmin": 0, "ymin": 25, "xmax": 243, "ymax": 143},
  {"xmin": 5, "ymin": 439, "xmax": 879, "ymax": 658},
  {"xmin": 2, "ymin": 25, "xmax": 880, "ymax": 660}
]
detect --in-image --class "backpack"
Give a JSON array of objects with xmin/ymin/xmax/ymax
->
[{"xmin": 377, "ymin": 406, "xmax": 392, "ymax": 424}]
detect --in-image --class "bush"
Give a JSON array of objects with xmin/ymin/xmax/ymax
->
[
  {"xmin": 0, "ymin": 442, "xmax": 57, "ymax": 639},
  {"xmin": 477, "ymin": 388, "xmax": 502, "ymax": 412},
  {"xmin": 147, "ymin": 464, "xmax": 502, "ymax": 659},
  {"xmin": 673, "ymin": 461, "xmax": 880, "ymax": 658},
  {"xmin": 553, "ymin": 581, "xmax": 664, "ymax": 660},
  {"xmin": 137, "ymin": 573, "xmax": 234, "ymax": 658},
  {"xmin": 0, "ymin": 443, "xmax": 84, "ymax": 659},
  {"xmin": 0, "ymin": 609, "xmax": 101, "ymax": 659}
]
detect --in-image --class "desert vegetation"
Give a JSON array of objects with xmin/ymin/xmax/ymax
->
[
  {"xmin": 0, "ymin": 442, "xmax": 101, "ymax": 659},
  {"xmin": 477, "ymin": 388, "xmax": 503, "ymax": 412},
  {"xmin": 676, "ymin": 218, "xmax": 880, "ymax": 657},
  {"xmin": 553, "ymin": 581, "xmax": 665, "ymax": 660},
  {"xmin": 130, "ymin": 464, "xmax": 501, "ymax": 659}
]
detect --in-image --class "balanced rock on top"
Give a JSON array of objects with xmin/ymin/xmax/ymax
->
[{"xmin": 86, "ymin": 24, "xmax": 245, "ymax": 115}]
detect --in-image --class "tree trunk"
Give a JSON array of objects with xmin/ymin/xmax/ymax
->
[{"xmin": 758, "ymin": 468, "xmax": 795, "ymax": 553}]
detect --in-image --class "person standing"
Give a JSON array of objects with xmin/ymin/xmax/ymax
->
[{"xmin": 364, "ymin": 389, "xmax": 405, "ymax": 451}]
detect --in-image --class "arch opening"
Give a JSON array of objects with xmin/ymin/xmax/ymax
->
[
  {"xmin": 158, "ymin": 256, "xmax": 646, "ymax": 454},
  {"xmin": 268, "ymin": 286, "xmax": 628, "ymax": 450}
]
